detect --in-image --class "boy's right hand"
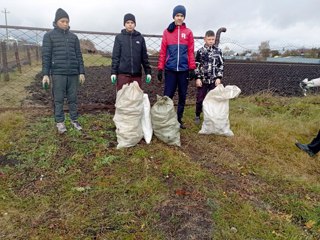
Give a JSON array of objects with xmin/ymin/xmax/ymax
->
[
  {"xmin": 196, "ymin": 79, "xmax": 202, "ymax": 87},
  {"xmin": 42, "ymin": 75, "xmax": 50, "ymax": 90},
  {"xmin": 111, "ymin": 74, "xmax": 117, "ymax": 85}
]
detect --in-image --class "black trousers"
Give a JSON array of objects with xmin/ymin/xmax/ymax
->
[
  {"xmin": 308, "ymin": 130, "xmax": 320, "ymax": 154},
  {"xmin": 164, "ymin": 70, "xmax": 189, "ymax": 123}
]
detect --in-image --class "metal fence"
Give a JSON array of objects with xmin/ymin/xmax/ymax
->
[{"xmin": 0, "ymin": 25, "xmax": 319, "ymax": 110}]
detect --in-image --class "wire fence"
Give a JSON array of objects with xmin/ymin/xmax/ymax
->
[{"xmin": 0, "ymin": 25, "xmax": 319, "ymax": 111}]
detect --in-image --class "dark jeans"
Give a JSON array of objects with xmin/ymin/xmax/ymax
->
[
  {"xmin": 117, "ymin": 74, "xmax": 142, "ymax": 91},
  {"xmin": 52, "ymin": 75, "xmax": 79, "ymax": 123},
  {"xmin": 308, "ymin": 130, "xmax": 320, "ymax": 154},
  {"xmin": 164, "ymin": 70, "xmax": 189, "ymax": 123},
  {"xmin": 196, "ymin": 83, "xmax": 215, "ymax": 117}
]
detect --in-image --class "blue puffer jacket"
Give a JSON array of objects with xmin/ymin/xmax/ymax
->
[{"xmin": 42, "ymin": 24, "xmax": 85, "ymax": 76}]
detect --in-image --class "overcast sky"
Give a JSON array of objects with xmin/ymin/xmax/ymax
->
[{"xmin": 1, "ymin": 0, "xmax": 319, "ymax": 51}]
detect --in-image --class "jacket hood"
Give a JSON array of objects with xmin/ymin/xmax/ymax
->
[
  {"xmin": 121, "ymin": 29, "xmax": 141, "ymax": 36},
  {"xmin": 167, "ymin": 22, "xmax": 186, "ymax": 33}
]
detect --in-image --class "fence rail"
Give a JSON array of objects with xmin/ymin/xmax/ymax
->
[{"xmin": 0, "ymin": 25, "xmax": 319, "ymax": 111}]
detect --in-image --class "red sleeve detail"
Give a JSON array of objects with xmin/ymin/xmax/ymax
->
[
  {"xmin": 187, "ymin": 30, "xmax": 196, "ymax": 69},
  {"xmin": 158, "ymin": 30, "xmax": 168, "ymax": 70}
]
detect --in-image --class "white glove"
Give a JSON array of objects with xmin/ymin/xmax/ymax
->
[
  {"xmin": 42, "ymin": 75, "xmax": 50, "ymax": 89},
  {"xmin": 111, "ymin": 74, "xmax": 117, "ymax": 84},
  {"xmin": 79, "ymin": 74, "xmax": 85, "ymax": 85}
]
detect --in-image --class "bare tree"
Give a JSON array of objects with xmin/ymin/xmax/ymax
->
[{"xmin": 258, "ymin": 41, "xmax": 270, "ymax": 59}]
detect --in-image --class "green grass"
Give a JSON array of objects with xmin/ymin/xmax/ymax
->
[
  {"xmin": 0, "ymin": 63, "xmax": 41, "ymax": 108},
  {"xmin": 0, "ymin": 94, "xmax": 319, "ymax": 239},
  {"xmin": 82, "ymin": 53, "xmax": 111, "ymax": 67}
]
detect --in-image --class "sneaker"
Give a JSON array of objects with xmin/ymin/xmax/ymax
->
[
  {"xmin": 180, "ymin": 123, "xmax": 187, "ymax": 129},
  {"xmin": 299, "ymin": 78, "xmax": 309, "ymax": 96},
  {"xmin": 71, "ymin": 120, "xmax": 82, "ymax": 131},
  {"xmin": 295, "ymin": 141, "xmax": 315, "ymax": 157},
  {"xmin": 194, "ymin": 116, "xmax": 200, "ymax": 125},
  {"xmin": 56, "ymin": 122, "xmax": 67, "ymax": 134}
]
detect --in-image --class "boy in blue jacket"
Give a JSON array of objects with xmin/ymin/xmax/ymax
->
[
  {"xmin": 157, "ymin": 5, "xmax": 196, "ymax": 129},
  {"xmin": 42, "ymin": 8, "xmax": 85, "ymax": 133}
]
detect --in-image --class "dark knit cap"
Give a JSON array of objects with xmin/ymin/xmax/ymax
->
[
  {"xmin": 54, "ymin": 8, "xmax": 69, "ymax": 23},
  {"xmin": 123, "ymin": 13, "xmax": 136, "ymax": 26},
  {"xmin": 172, "ymin": 5, "xmax": 186, "ymax": 18}
]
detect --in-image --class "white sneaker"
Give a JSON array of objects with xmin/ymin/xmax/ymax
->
[
  {"xmin": 56, "ymin": 122, "xmax": 67, "ymax": 134},
  {"xmin": 71, "ymin": 120, "xmax": 82, "ymax": 131}
]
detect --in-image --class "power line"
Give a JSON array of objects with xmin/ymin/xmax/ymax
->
[{"xmin": 1, "ymin": 8, "xmax": 10, "ymax": 41}]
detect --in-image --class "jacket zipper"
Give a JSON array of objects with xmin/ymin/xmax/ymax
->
[
  {"xmin": 64, "ymin": 30, "xmax": 70, "ymax": 75},
  {"xmin": 177, "ymin": 26, "xmax": 180, "ymax": 71},
  {"xmin": 130, "ymin": 33, "xmax": 133, "ymax": 75}
]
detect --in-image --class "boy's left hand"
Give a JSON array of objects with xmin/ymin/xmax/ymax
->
[
  {"xmin": 188, "ymin": 70, "xmax": 196, "ymax": 80},
  {"xmin": 79, "ymin": 74, "xmax": 85, "ymax": 85},
  {"xmin": 146, "ymin": 74, "xmax": 152, "ymax": 84}
]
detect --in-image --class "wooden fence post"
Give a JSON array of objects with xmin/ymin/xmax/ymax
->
[
  {"xmin": 14, "ymin": 41, "xmax": 22, "ymax": 73},
  {"xmin": 35, "ymin": 45, "xmax": 39, "ymax": 62},
  {"xmin": 26, "ymin": 45, "xmax": 32, "ymax": 66},
  {"xmin": 1, "ymin": 41, "xmax": 9, "ymax": 81},
  {"xmin": 0, "ymin": 42, "xmax": 2, "ymax": 81}
]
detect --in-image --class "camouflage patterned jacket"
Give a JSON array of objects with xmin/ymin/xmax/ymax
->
[{"xmin": 195, "ymin": 45, "xmax": 224, "ymax": 84}]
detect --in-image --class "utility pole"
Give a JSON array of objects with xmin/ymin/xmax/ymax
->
[{"xmin": 2, "ymin": 8, "xmax": 10, "ymax": 41}]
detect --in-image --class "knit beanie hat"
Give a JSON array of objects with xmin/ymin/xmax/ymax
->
[
  {"xmin": 123, "ymin": 13, "xmax": 136, "ymax": 26},
  {"xmin": 172, "ymin": 5, "xmax": 186, "ymax": 18},
  {"xmin": 54, "ymin": 8, "xmax": 69, "ymax": 23}
]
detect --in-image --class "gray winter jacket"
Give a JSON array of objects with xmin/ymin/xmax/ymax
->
[{"xmin": 42, "ymin": 24, "xmax": 85, "ymax": 76}]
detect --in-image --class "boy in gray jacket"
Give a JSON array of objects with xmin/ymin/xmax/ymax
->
[{"xmin": 42, "ymin": 8, "xmax": 85, "ymax": 133}]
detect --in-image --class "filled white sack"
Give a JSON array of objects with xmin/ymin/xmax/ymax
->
[
  {"xmin": 141, "ymin": 94, "xmax": 153, "ymax": 144},
  {"xmin": 113, "ymin": 82, "xmax": 144, "ymax": 149},
  {"xmin": 199, "ymin": 84, "xmax": 241, "ymax": 136},
  {"xmin": 151, "ymin": 95, "xmax": 181, "ymax": 147}
]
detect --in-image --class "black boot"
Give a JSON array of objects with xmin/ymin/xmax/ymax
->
[
  {"xmin": 178, "ymin": 119, "xmax": 186, "ymax": 129},
  {"xmin": 295, "ymin": 142, "xmax": 315, "ymax": 157}
]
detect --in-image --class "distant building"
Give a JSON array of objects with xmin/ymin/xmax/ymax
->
[
  {"xmin": 1, "ymin": 36, "xmax": 18, "ymax": 45},
  {"xmin": 266, "ymin": 56, "xmax": 320, "ymax": 64}
]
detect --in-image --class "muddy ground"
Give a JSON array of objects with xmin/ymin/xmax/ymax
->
[{"xmin": 26, "ymin": 61, "xmax": 320, "ymax": 112}]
